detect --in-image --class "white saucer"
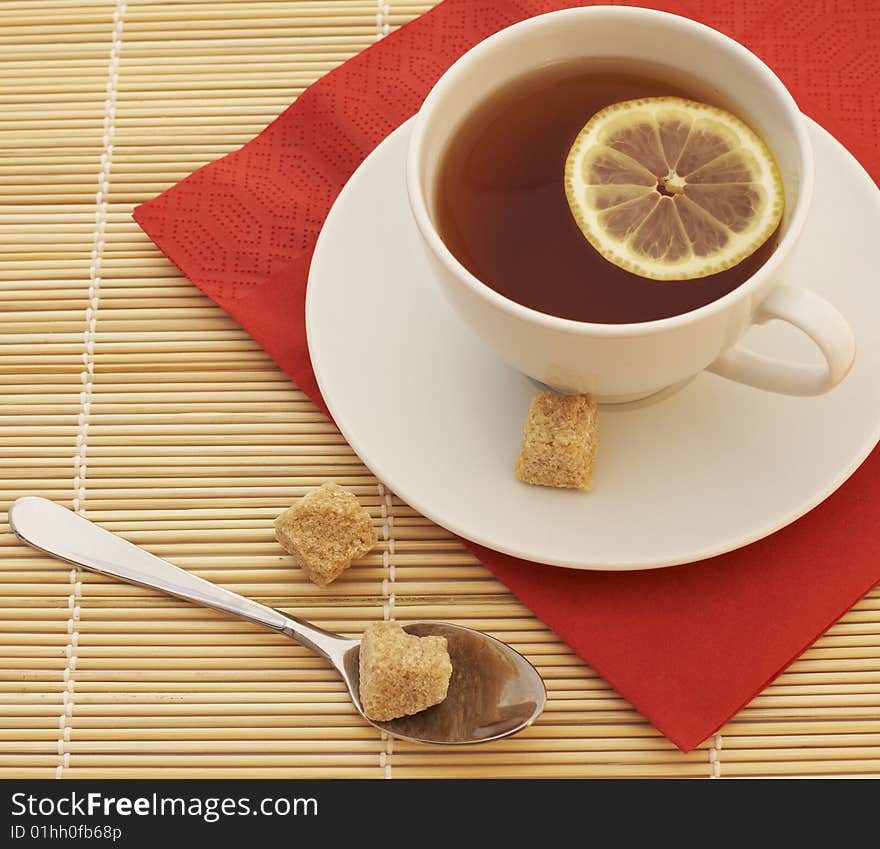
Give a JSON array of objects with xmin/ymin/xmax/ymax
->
[{"xmin": 306, "ymin": 118, "xmax": 880, "ymax": 570}]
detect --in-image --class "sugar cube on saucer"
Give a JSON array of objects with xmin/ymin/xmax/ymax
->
[
  {"xmin": 274, "ymin": 481, "xmax": 377, "ymax": 586},
  {"xmin": 359, "ymin": 621, "xmax": 453, "ymax": 722},
  {"xmin": 515, "ymin": 392, "xmax": 598, "ymax": 491}
]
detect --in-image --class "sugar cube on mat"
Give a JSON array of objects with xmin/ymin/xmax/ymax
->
[{"xmin": 274, "ymin": 481, "xmax": 377, "ymax": 586}]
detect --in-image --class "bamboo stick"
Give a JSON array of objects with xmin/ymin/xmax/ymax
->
[
  {"xmin": 0, "ymin": 374, "xmax": 294, "ymax": 389},
  {"xmin": 2, "ymin": 679, "xmax": 349, "ymax": 692},
  {"xmin": 48, "ymin": 722, "xmax": 660, "ymax": 741},
  {"xmin": 60, "ymin": 740, "xmax": 383, "ymax": 755},
  {"xmin": 30, "ymin": 700, "xmax": 357, "ymax": 716},
  {"xmin": 69, "ymin": 714, "xmax": 372, "ymax": 729},
  {"xmin": 73, "ymin": 604, "xmax": 537, "ymax": 622},
  {"xmin": 0, "ymin": 27, "xmax": 377, "ymax": 47},
  {"xmin": 0, "ymin": 727, "xmax": 373, "ymax": 742},
  {"xmin": 0, "ymin": 1, "xmax": 429, "ymax": 13},
  {"xmin": 1, "ymin": 101, "xmax": 292, "ymax": 118},
  {"xmin": 0, "ymin": 731, "xmax": 59, "ymax": 742},
  {"xmin": 59, "ymin": 736, "xmax": 683, "ymax": 753},
  {"xmin": 722, "ymin": 760, "xmax": 880, "ymax": 776},
  {"xmin": 60, "ymin": 767, "xmax": 382, "ymax": 778},
  {"xmin": 371, "ymin": 764, "xmax": 707, "ymax": 778},
  {"xmin": 51, "ymin": 747, "xmax": 707, "ymax": 765},
  {"xmin": 0, "ymin": 751, "xmax": 378, "ymax": 769},
  {"xmin": 2, "ymin": 6, "xmax": 428, "ymax": 26},
  {"xmin": 0, "ymin": 689, "xmax": 356, "ymax": 705},
  {"xmin": 0, "ymin": 743, "xmax": 57, "ymax": 753},
  {"xmin": 0, "ymin": 36, "xmax": 374, "ymax": 58},
  {"xmin": 4, "ymin": 390, "xmax": 307, "ymax": 403},
  {"xmin": 0, "ymin": 670, "xmax": 328, "ymax": 684},
  {"xmin": 0, "ymin": 769, "xmax": 55, "ymax": 779}
]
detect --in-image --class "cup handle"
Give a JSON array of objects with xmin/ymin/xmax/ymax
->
[{"xmin": 706, "ymin": 285, "xmax": 856, "ymax": 396}]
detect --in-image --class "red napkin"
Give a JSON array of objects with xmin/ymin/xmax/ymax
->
[{"xmin": 134, "ymin": 0, "xmax": 880, "ymax": 751}]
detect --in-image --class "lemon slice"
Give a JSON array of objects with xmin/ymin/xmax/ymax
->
[{"xmin": 564, "ymin": 97, "xmax": 784, "ymax": 280}]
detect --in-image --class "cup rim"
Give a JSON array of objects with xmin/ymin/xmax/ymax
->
[{"xmin": 406, "ymin": 5, "xmax": 815, "ymax": 338}]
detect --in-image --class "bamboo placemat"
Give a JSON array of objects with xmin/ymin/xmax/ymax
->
[{"xmin": 2, "ymin": 0, "xmax": 879, "ymax": 780}]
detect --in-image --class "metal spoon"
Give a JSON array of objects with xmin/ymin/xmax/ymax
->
[{"xmin": 9, "ymin": 496, "xmax": 545, "ymax": 745}]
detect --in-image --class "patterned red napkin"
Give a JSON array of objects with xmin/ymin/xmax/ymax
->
[{"xmin": 134, "ymin": 0, "xmax": 880, "ymax": 751}]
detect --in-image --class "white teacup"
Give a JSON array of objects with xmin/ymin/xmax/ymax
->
[{"xmin": 406, "ymin": 6, "xmax": 855, "ymax": 401}]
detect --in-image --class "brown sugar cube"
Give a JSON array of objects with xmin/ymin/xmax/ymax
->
[
  {"xmin": 274, "ymin": 481, "xmax": 377, "ymax": 587},
  {"xmin": 515, "ymin": 392, "xmax": 598, "ymax": 491},
  {"xmin": 359, "ymin": 622, "xmax": 453, "ymax": 722}
]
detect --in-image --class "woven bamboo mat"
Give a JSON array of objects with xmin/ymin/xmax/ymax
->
[{"xmin": 2, "ymin": 0, "xmax": 880, "ymax": 780}]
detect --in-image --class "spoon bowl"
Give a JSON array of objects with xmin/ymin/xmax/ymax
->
[
  {"xmin": 344, "ymin": 622, "xmax": 545, "ymax": 744},
  {"xmin": 9, "ymin": 496, "xmax": 546, "ymax": 745}
]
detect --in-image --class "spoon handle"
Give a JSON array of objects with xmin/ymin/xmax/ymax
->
[{"xmin": 8, "ymin": 497, "xmax": 353, "ymax": 662}]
